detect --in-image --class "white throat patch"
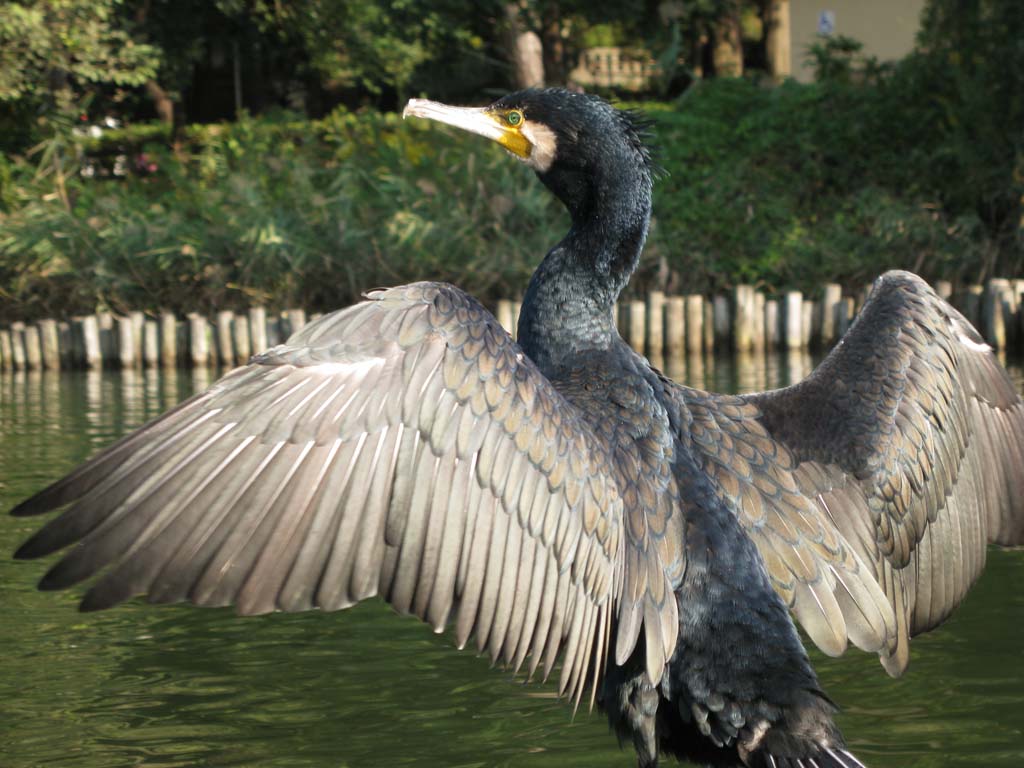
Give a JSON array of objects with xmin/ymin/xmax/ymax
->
[{"xmin": 520, "ymin": 121, "xmax": 558, "ymax": 173}]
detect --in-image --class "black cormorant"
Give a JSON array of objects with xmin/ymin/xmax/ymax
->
[{"xmin": 12, "ymin": 89, "xmax": 1024, "ymax": 768}]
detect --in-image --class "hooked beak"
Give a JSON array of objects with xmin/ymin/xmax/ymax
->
[{"xmin": 403, "ymin": 98, "xmax": 531, "ymax": 160}]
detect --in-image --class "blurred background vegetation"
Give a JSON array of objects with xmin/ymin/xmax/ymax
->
[{"xmin": 0, "ymin": 0, "xmax": 1021, "ymax": 321}]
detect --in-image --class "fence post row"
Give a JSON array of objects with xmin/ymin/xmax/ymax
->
[{"xmin": 1, "ymin": 280, "xmax": 1021, "ymax": 372}]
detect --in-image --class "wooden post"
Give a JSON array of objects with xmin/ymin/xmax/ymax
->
[
  {"xmin": 646, "ymin": 291, "xmax": 665, "ymax": 358},
  {"xmin": 143, "ymin": 320, "xmax": 160, "ymax": 367},
  {"xmin": 117, "ymin": 316, "xmax": 136, "ymax": 368},
  {"xmin": 23, "ymin": 324, "xmax": 42, "ymax": 370},
  {"xmin": 752, "ymin": 291, "xmax": 766, "ymax": 352},
  {"xmin": 58, "ymin": 321, "xmax": 72, "ymax": 369},
  {"xmin": 764, "ymin": 300, "xmax": 779, "ymax": 349},
  {"xmin": 856, "ymin": 284, "xmax": 872, "ymax": 315},
  {"xmin": 69, "ymin": 318, "xmax": 84, "ymax": 368},
  {"xmin": 615, "ymin": 303, "xmax": 627, "ymax": 339},
  {"xmin": 665, "ymin": 296, "xmax": 685, "ymax": 358},
  {"xmin": 685, "ymin": 295, "xmax": 703, "ymax": 354},
  {"xmin": 38, "ymin": 319, "xmax": 60, "ymax": 370},
  {"xmin": 81, "ymin": 315, "xmax": 102, "ymax": 369},
  {"xmin": 130, "ymin": 311, "xmax": 145, "ymax": 364},
  {"xmin": 1004, "ymin": 283, "xmax": 1018, "ymax": 350},
  {"xmin": 188, "ymin": 313, "xmax": 210, "ymax": 367},
  {"xmin": 934, "ymin": 280, "xmax": 953, "ymax": 302},
  {"xmin": 176, "ymin": 320, "xmax": 188, "ymax": 365},
  {"xmin": 233, "ymin": 314, "xmax": 252, "ymax": 363},
  {"xmin": 733, "ymin": 285, "xmax": 754, "ymax": 353},
  {"xmin": 628, "ymin": 300, "xmax": 645, "ymax": 353},
  {"xmin": 820, "ymin": 283, "xmax": 842, "ymax": 348},
  {"xmin": 713, "ymin": 295, "xmax": 731, "ymax": 349},
  {"xmin": 9, "ymin": 322, "xmax": 26, "ymax": 370},
  {"xmin": 216, "ymin": 310, "xmax": 236, "ymax": 367},
  {"xmin": 984, "ymin": 279, "xmax": 1009, "ymax": 349},
  {"xmin": 160, "ymin": 312, "xmax": 177, "ymax": 367},
  {"xmin": 703, "ymin": 299, "xmax": 715, "ymax": 354},
  {"xmin": 265, "ymin": 316, "xmax": 282, "ymax": 347},
  {"xmin": 512, "ymin": 302, "xmax": 522, "ymax": 340},
  {"xmin": 1013, "ymin": 281, "xmax": 1024, "ymax": 350},
  {"xmin": 963, "ymin": 285, "xmax": 984, "ymax": 332},
  {"xmin": 802, "ymin": 300, "xmax": 814, "ymax": 348},
  {"xmin": 784, "ymin": 292, "xmax": 803, "ymax": 349},
  {"xmin": 0, "ymin": 327, "xmax": 12, "ymax": 371},
  {"xmin": 496, "ymin": 300, "xmax": 515, "ymax": 336},
  {"xmin": 285, "ymin": 308, "xmax": 306, "ymax": 338},
  {"xmin": 249, "ymin": 307, "xmax": 268, "ymax": 355},
  {"xmin": 97, "ymin": 311, "xmax": 114, "ymax": 366},
  {"xmin": 836, "ymin": 298, "xmax": 855, "ymax": 338}
]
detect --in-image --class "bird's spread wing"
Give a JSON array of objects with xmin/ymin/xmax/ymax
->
[
  {"xmin": 679, "ymin": 389, "xmax": 900, "ymax": 666},
  {"xmin": 689, "ymin": 271, "xmax": 1024, "ymax": 674},
  {"xmin": 13, "ymin": 282, "xmax": 624, "ymax": 705}
]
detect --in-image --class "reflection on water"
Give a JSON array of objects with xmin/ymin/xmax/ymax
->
[{"xmin": 1, "ymin": 354, "xmax": 1023, "ymax": 768}]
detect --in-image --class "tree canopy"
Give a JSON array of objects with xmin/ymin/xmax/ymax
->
[{"xmin": 0, "ymin": 0, "xmax": 779, "ymax": 149}]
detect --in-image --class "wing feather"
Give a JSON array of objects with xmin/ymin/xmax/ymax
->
[
  {"xmin": 13, "ymin": 283, "xmax": 624, "ymax": 706},
  {"xmin": 724, "ymin": 271, "xmax": 1024, "ymax": 674}
]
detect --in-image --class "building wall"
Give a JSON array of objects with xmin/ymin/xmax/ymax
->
[{"xmin": 789, "ymin": 0, "xmax": 926, "ymax": 81}]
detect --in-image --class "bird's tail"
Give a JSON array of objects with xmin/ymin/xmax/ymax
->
[{"xmin": 750, "ymin": 746, "xmax": 867, "ymax": 768}]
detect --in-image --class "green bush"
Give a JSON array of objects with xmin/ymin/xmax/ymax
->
[
  {"xmin": 643, "ymin": 69, "xmax": 1001, "ymax": 295},
  {"xmin": 2, "ymin": 33, "xmax": 1021, "ymax": 322},
  {"xmin": 0, "ymin": 110, "xmax": 565, "ymax": 321}
]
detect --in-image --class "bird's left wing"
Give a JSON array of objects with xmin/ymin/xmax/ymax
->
[
  {"xmin": 12, "ymin": 283, "xmax": 624, "ymax": 705},
  {"xmin": 681, "ymin": 272, "xmax": 1024, "ymax": 675}
]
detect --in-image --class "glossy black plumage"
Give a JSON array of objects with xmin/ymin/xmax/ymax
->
[{"xmin": 11, "ymin": 89, "xmax": 1024, "ymax": 768}]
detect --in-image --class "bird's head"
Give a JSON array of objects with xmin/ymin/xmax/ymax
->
[{"xmin": 403, "ymin": 88, "xmax": 659, "ymax": 220}]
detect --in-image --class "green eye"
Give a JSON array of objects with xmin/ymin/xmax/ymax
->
[{"xmin": 507, "ymin": 110, "xmax": 523, "ymax": 126}]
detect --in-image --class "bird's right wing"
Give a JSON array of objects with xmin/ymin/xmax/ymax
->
[{"xmin": 13, "ymin": 282, "xmax": 624, "ymax": 705}]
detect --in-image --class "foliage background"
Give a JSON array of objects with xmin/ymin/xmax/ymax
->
[{"xmin": 0, "ymin": 0, "xmax": 1021, "ymax": 322}]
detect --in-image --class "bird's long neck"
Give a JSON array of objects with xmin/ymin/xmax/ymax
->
[{"xmin": 517, "ymin": 166, "xmax": 652, "ymax": 375}]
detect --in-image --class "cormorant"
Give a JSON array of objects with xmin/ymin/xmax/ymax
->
[{"xmin": 11, "ymin": 89, "xmax": 1024, "ymax": 768}]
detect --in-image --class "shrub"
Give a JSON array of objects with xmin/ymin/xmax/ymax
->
[
  {"xmin": 0, "ymin": 110, "xmax": 565, "ymax": 321},
  {"xmin": 2, "ymin": 37, "xmax": 1020, "ymax": 322}
]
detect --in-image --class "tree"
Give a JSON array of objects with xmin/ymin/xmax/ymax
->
[
  {"xmin": 0, "ymin": 0, "xmax": 159, "ymax": 122},
  {"xmin": 503, "ymin": 2, "xmax": 545, "ymax": 88},
  {"xmin": 242, "ymin": 0, "xmax": 496, "ymax": 105},
  {"xmin": 914, "ymin": 0, "xmax": 1024, "ymax": 270},
  {"xmin": 763, "ymin": 0, "xmax": 791, "ymax": 79}
]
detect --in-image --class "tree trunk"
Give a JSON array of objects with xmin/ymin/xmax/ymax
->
[
  {"xmin": 135, "ymin": 3, "xmax": 176, "ymax": 125},
  {"xmin": 541, "ymin": 5, "xmax": 565, "ymax": 86},
  {"xmin": 504, "ymin": 3, "xmax": 544, "ymax": 88},
  {"xmin": 712, "ymin": 9, "xmax": 744, "ymax": 77},
  {"xmin": 691, "ymin": 32, "xmax": 708, "ymax": 79},
  {"xmin": 765, "ymin": 0, "xmax": 792, "ymax": 79},
  {"xmin": 144, "ymin": 80, "xmax": 175, "ymax": 125}
]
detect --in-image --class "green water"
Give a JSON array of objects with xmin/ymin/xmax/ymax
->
[{"xmin": 1, "ymin": 359, "xmax": 1022, "ymax": 768}]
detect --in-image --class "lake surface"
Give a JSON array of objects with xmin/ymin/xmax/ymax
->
[{"xmin": 2, "ymin": 355, "xmax": 1022, "ymax": 768}]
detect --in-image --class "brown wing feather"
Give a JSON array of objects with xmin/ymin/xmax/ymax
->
[
  {"xmin": 682, "ymin": 391, "xmax": 899, "ymax": 663},
  {"xmin": 735, "ymin": 270, "xmax": 1024, "ymax": 674},
  {"xmin": 12, "ymin": 282, "xmax": 625, "ymax": 704}
]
